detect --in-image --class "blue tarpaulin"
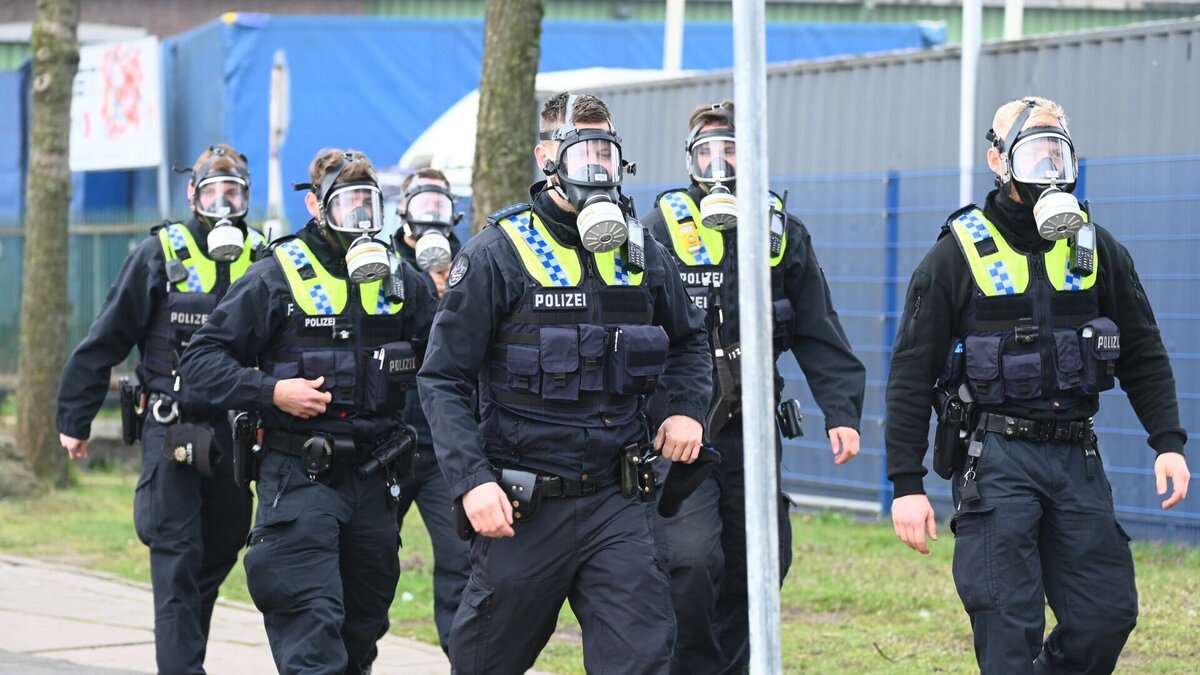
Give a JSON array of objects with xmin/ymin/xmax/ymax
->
[
  {"xmin": 1, "ymin": 15, "xmax": 944, "ymax": 225},
  {"xmin": 0, "ymin": 69, "xmax": 24, "ymax": 224},
  {"xmin": 168, "ymin": 15, "xmax": 943, "ymax": 229}
]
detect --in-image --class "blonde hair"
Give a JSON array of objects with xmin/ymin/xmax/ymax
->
[{"xmin": 991, "ymin": 97, "xmax": 1069, "ymax": 144}]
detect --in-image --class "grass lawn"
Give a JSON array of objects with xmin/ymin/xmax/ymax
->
[{"xmin": 0, "ymin": 468, "xmax": 1196, "ymax": 673}]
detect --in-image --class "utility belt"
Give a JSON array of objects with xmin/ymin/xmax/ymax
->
[
  {"xmin": 263, "ymin": 426, "xmax": 416, "ymax": 485},
  {"xmin": 954, "ymin": 411, "xmax": 1098, "ymax": 506},
  {"xmin": 452, "ymin": 442, "xmax": 657, "ymax": 541}
]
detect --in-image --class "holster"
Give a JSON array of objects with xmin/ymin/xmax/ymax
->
[
  {"xmin": 162, "ymin": 422, "xmax": 216, "ymax": 478},
  {"xmin": 705, "ymin": 328, "xmax": 741, "ymax": 441},
  {"xmin": 118, "ymin": 377, "xmax": 144, "ymax": 445},
  {"xmin": 776, "ymin": 399, "xmax": 804, "ymax": 439},
  {"xmin": 932, "ymin": 389, "xmax": 969, "ymax": 480},
  {"xmin": 230, "ymin": 411, "xmax": 261, "ymax": 488},
  {"xmin": 620, "ymin": 442, "xmax": 658, "ymax": 502},
  {"xmin": 356, "ymin": 426, "xmax": 417, "ymax": 479},
  {"xmin": 498, "ymin": 467, "xmax": 541, "ymax": 523}
]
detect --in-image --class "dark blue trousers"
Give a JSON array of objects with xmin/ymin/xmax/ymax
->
[
  {"xmin": 450, "ymin": 482, "xmax": 675, "ymax": 675},
  {"xmin": 950, "ymin": 433, "xmax": 1138, "ymax": 674},
  {"xmin": 134, "ymin": 416, "xmax": 252, "ymax": 675},
  {"xmin": 243, "ymin": 450, "xmax": 400, "ymax": 675},
  {"xmin": 396, "ymin": 443, "xmax": 471, "ymax": 654},
  {"xmin": 650, "ymin": 418, "xmax": 793, "ymax": 675}
]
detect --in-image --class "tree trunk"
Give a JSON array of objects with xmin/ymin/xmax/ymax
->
[
  {"xmin": 470, "ymin": 0, "xmax": 545, "ymax": 234},
  {"xmin": 18, "ymin": 0, "xmax": 79, "ymax": 484}
]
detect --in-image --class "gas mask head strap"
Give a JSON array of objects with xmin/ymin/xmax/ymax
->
[{"xmin": 685, "ymin": 102, "xmax": 735, "ymax": 152}]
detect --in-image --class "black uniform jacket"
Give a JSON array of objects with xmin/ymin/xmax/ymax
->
[
  {"xmin": 642, "ymin": 184, "xmax": 866, "ymax": 433},
  {"xmin": 57, "ymin": 217, "xmax": 247, "ymax": 439},
  {"xmin": 179, "ymin": 221, "xmax": 435, "ymax": 441},
  {"xmin": 417, "ymin": 187, "xmax": 713, "ymax": 501},
  {"xmin": 886, "ymin": 189, "xmax": 1187, "ymax": 498}
]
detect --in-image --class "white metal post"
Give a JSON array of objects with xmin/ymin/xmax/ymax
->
[
  {"xmin": 959, "ymin": 0, "xmax": 983, "ymax": 205},
  {"xmin": 663, "ymin": 0, "xmax": 686, "ymax": 73}
]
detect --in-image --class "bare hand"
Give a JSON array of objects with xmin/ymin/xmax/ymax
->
[
  {"xmin": 60, "ymin": 434, "xmax": 88, "ymax": 461},
  {"xmin": 463, "ymin": 482, "xmax": 515, "ymax": 538},
  {"xmin": 655, "ymin": 415, "xmax": 704, "ymax": 463},
  {"xmin": 828, "ymin": 426, "xmax": 860, "ymax": 465},
  {"xmin": 429, "ymin": 268, "xmax": 450, "ymax": 298},
  {"xmin": 892, "ymin": 494, "xmax": 938, "ymax": 554},
  {"xmin": 272, "ymin": 377, "xmax": 332, "ymax": 419},
  {"xmin": 1154, "ymin": 452, "xmax": 1190, "ymax": 510}
]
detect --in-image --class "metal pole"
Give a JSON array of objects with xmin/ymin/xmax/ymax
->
[
  {"xmin": 156, "ymin": 38, "xmax": 171, "ymax": 220},
  {"xmin": 959, "ymin": 0, "xmax": 983, "ymax": 205},
  {"xmin": 1004, "ymin": 0, "xmax": 1025, "ymax": 41},
  {"xmin": 264, "ymin": 50, "xmax": 290, "ymax": 241},
  {"xmin": 732, "ymin": 0, "xmax": 782, "ymax": 672},
  {"xmin": 663, "ymin": 0, "xmax": 685, "ymax": 73}
]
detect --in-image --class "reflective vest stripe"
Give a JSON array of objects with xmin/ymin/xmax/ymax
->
[
  {"xmin": 157, "ymin": 224, "xmax": 265, "ymax": 294},
  {"xmin": 497, "ymin": 210, "xmax": 643, "ymax": 288},
  {"xmin": 658, "ymin": 191, "xmax": 788, "ymax": 268},
  {"xmin": 949, "ymin": 208, "xmax": 1096, "ymax": 297},
  {"xmin": 274, "ymin": 239, "xmax": 402, "ymax": 317}
]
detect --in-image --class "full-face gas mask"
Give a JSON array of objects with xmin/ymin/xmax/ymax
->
[
  {"xmin": 398, "ymin": 183, "xmax": 461, "ymax": 272},
  {"xmin": 296, "ymin": 155, "xmax": 390, "ymax": 283},
  {"xmin": 684, "ymin": 105, "xmax": 740, "ymax": 230},
  {"xmin": 188, "ymin": 148, "xmax": 250, "ymax": 261},
  {"xmin": 539, "ymin": 96, "xmax": 637, "ymax": 253},
  {"xmin": 988, "ymin": 101, "xmax": 1084, "ymax": 241}
]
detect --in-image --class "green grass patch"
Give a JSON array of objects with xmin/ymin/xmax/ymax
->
[{"xmin": 0, "ymin": 470, "xmax": 1196, "ymax": 673}]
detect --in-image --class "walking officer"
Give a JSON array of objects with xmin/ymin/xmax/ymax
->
[
  {"xmin": 417, "ymin": 92, "xmax": 713, "ymax": 674},
  {"xmin": 642, "ymin": 100, "xmax": 867, "ymax": 673},
  {"xmin": 390, "ymin": 167, "xmax": 471, "ymax": 654},
  {"xmin": 886, "ymin": 97, "xmax": 1190, "ymax": 673},
  {"xmin": 57, "ymin": 145, "xmax": 261, "ymax": 674},
  {"xmin": 180, "ymin": 148, "xmax": 435, "ymax": 674}
]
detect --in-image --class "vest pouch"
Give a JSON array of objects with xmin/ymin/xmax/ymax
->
[
  {"xmin": 1052, "ymin": 329, "xmax": 1085, "ymax": 394},
  {"xmin": 166, "ymin": 292, "xmax": 217, "ymax": 351},
  {"xmin": 540, "ymin": 327, "xmax": 581, "ymax": 401},
  {"xmin": 1080, "ymin": 317, "xmax": 1120, "ymax": 395},
  {"xmin": 363, "ymin": 341, "xmax": 417, "ymax": 413},
  {"xmin": 578, "ymin": 324, "xmax": 607, "ymax": 392},
  {"xmin": 505, "ymin": 344, "xmax": 541, "ymax": 394},
  {"xmin": 964, "ymin": 335, "xmax": 1003, "ymax": 405},
  {"xmin": 300, "ymin": 351, "xmax": 357, "ymax": 407},
  {"xmin": 1000, "ymin": 345, "xmax": 1043, "ymax": 401},
  {"xmin": 607, "ymin": 325, "xmax": 670, "ymax": 395},
  {"xmin": 938, "ymin": 339, "xmax": 966, "ymax": 391},
  {"xmin": 771, "ymin": 298, "xmax": 796, "ymax": 352}
]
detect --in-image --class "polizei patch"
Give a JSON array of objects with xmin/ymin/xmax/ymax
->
[{"xmin": 531, "ymin": 289, "xmax": 588, "ymax": 311}]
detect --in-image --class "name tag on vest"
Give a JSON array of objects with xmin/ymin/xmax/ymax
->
[
  {"xmin": 680, "ymin": 270, "xmax": 724, "ymax": 288},
  {"xmin": 170, "ymin": 312, "xmax": 209, "ymax": 326},
  {"xmin": 532, "ymin": 289, "xmax": 588, "ymax": 311}
]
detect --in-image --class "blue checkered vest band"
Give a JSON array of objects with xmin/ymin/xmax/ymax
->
[
  {"xmin": 942, "ymin": 207, "xmax": 1117, "ymax": 412},
  {"xmin": 259, "ymin": 236, "xmax": 416, "ymax": 433},
  {"xmin": 482, "ymin": 206, "xmax": 664, "ymax": 428},
  {"xmin": 655, "ymin": 189, "xmax": 794, "ymax": 357},
  {"xmin": 142, "ymin": 223, "xmax": 264, "ymax": 394}
]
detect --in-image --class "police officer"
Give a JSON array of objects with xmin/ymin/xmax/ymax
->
[
  {"xmin": 417, "ymin": 92, "xmax": 713, "ymax": 674},
  {"xmin": 642, "ymin": 100, "xmax": 867, "ymax": 673},
  {"xmin": 886, "ymin": 97, "xmax": 1190, "ymax": 673},
  {"xmin": 389, "ymin": 167, "xmax": 470, "ymax": 654},
  {"xmin": 179, "ymin": 149, "xmax": 435, "ymax": 674},
  {"xmin": 57, "ymin": 145, "xmax": 261, "ymax": 674}
]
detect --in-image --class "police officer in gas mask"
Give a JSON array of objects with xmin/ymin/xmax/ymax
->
[
  {"xmin": 640, "ymin": 100, "xmax": 866, "ymax": 674},
  {"xmin": 180, "ymin": 149, "xmax": 435, "ymax": 673},
  {"xmin": 386, "ymin": 167, "xmax": 471, "ymax": 655},
  {"xmin": 887, "ymin": 97, "xmax": 1190, "ymax": 673},
  {"xmin": 57, "ymin": 144, "xmax": 262, "ymax": 674},
  {"xmin": 418, "ymin": 92, "xmax": 713, "ymax": 674},
  {"xmin": 393, "ymin": 168, "xmax": 463, "ymax": 297}
]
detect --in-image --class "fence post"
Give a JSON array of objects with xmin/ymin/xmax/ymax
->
[{"xmin": 879, "ymin": 170, "xmax": 900, "ymax": 515}]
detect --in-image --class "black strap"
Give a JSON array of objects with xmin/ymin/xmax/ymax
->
[
  {"xmin": 978, "ymin": 412, "xmax": 1090, "ymax": 443},
  {"xmin": 490, "ymin": 389, "xmax": 636, "ymax": 409}
]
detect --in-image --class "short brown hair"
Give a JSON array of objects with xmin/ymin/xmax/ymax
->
[
  {"xmin": 400, "ymin": 167, "xmax": 450, "ymax": 194},
  {"xmin": 308, "ymin": 148, "xmax": 377, "ymax": 190},
  {"xmin": 192, "ymin": 143, "xmax": 247, "ymax": 178},
  {"xmin": 688, "ymin": 100, "xmax": 735, "ymax": 133},
  {"xmin": 540, "ymin": 92, "xmax": 611, "ymax": 133}
]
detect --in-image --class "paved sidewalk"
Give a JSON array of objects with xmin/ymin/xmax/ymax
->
[{"xmin": 0, "ymin": 554, "xmax": 450, "ymax": 674}]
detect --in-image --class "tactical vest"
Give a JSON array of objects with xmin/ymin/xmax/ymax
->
[
  {"xmin": 259, "ymin": 237, "xmax": 416, "ymax": 433},
  {"xmin": 483, "ymin": 206, "xmax": 664, "ymax": 428},
  {"xmin": 656, "ymin": 189, "xmax": 794, "ymax": 354},
  {"xmin": 942, "ymin": 207, "xmax": 1119, "ymax": 412},
  {"xmin": 142, "ymin": 223, "xmax": 265, "ymax": 393}
]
